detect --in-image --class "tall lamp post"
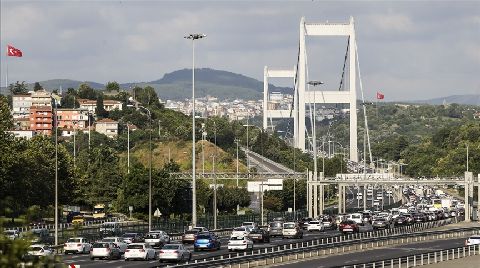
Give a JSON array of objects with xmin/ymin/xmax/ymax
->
[
  {"xmin": 54, "ymin": 100, "xmax": 58, "ymax": 246},
  {"xmin": 307, "ymin": 80, "xmax": 324, "ymax": 216},
  {"xmin": 185, "ymin": 33, "xmax": 206, "ymax": 227}
]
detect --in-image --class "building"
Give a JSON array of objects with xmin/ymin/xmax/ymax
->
[
  {"xmin": 7, "ymin": 130, "xmax": 36, "ymax": 139},
  {"xmin": 78, "ymin": 98, "xmax": 123, "ymax": 115},
  {"xmin": 12, "ymin": 94, "xmax": 32, "ymax": 119},
  {"xmin": 29, "ymin": 106, "xmax": 53, "ymax": 135},
  {"xmin": 56, "ymin": 108, "xmax": 91, "ymax": 137},
  {"xmin": 95, "ymin": 118, "xmax": 118, "ymax": 138},
  {"xmin": 31, "ymin": 90, "xmax": 53, "ymax": 107}
]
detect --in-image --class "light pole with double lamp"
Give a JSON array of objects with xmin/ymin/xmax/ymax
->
[{"xmin": 184, "ymin": 33, "xmax": 206, "ymax": 227}]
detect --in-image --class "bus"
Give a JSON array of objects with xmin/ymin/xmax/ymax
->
[
  {"xmin": 93, "ymin": 204, "xmax": 106, "ymax": 219},
  {"xmin": 432, "ymin": 199, "xmax": 442, "ymax": 209}
]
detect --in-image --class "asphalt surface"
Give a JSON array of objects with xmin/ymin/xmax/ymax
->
[
  {"xmin": 61, "ymin": 228, "xmax": 346, "ymax": 267},
  {"xmin": 246, "ymin": 149, "xmax": 292, "ymax": 173},
  {"xmin": 274, "ymin": 237, "xmax": 468, "ymax": 268}
]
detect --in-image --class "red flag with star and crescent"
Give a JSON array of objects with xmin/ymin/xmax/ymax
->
[
  {"xmin": 7, "ymin": 45, "xmax": 23, "ymax": 57},
  {"xmin": 376, "ymin": 92, "xmax": 384, "ymax": 100}
]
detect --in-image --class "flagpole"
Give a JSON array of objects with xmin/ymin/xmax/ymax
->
[{"xmin": 5, "ymin": 51, "xmax": 8, "ymax": 93}]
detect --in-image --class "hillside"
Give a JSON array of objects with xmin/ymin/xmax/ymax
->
[
  {"xmin": 122, "ymin": 139, "xmax": 248, "ymax": 173},
  {"xmin": 410, "ymin": 94, "xmax": 480, "ymax": 106},
  {"xmin": 30, "ymin": 79, "xmax": 104, "ymax": 90}
]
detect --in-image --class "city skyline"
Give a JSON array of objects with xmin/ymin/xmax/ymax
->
[{"xmin": 1, "ymin": 0, "xmax": 479, "ymax": 101}]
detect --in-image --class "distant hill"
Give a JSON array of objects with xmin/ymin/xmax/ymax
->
[
  {"xmin": 121, "ymin": 68, "xmax": 293, "ymax": 100},
  {"xmin": 409, "ymin": 94, "xmax": 480, "ymax": 106}
]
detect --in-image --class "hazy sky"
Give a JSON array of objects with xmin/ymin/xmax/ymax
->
[{"xmin": 1, "ymin": 0, "xmax": 479, "ymax": 101}]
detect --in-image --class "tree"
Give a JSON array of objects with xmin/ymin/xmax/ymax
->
[
  {"xmin": 77, "ymin": 83, "xmax": 97, "ymax": 100},
  {"xmin": 8, "ymin": 81, "xmax": 28, "ymax": 95},
  {"xmin": 0, "ymin": 96, "xmax": 13, "ymax": 131},
  {"xmin": 105, "ymin": 81, "xmax": 120, "ymax": 92},
  {"xmin": 33, "ymin": 82, "xmax": 43, "ymax": 92},
  {"xmin": 96, "ymin": 94, "xmax": 108, "ymax": 118}
]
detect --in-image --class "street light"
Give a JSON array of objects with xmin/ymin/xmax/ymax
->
[
  {"xmin": 54, "ymin": 100, "xmax": 58, "ymax": 246},
  {"xmin": 307, "ymin": 80, "xmax": 324, "ymax": 217},
  {"xmin": 185, "ymin": 33, "xmax": 206, "ymax": 227}
]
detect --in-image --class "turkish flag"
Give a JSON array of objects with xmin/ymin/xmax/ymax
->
[
  {"xmin": 7, "ymin": 45, "xmax": 23, "ymax": 57},
  {"xmin": 376, "ymin": 92, "xmax": 384, "ymax": 100}
]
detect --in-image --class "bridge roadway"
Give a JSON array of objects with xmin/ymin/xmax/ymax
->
[
  {"xmin": 276, "ymin": 237, "xmax": 468, "ymax": 268},
  {"xmin": 61, "ymin": 228, "xmax": 356, "ymax": 268}
]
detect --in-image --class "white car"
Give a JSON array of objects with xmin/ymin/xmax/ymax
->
[
  {"xmin": 192, "ymin": 226, "xmax": 209, "ymax": 233},
  {"xmin": 348, "ymin": 213, "xmax": 363, "ymax": 224},
  {"xmin": 4, "ymin": 230, "xmax": 20, "ymax": 240},
  {"xmin": 101, "ymin": 237, "xmax": 127, "ymax": 254},
  {"xmin": 307, "ymin": 220, "xmax": 324, "ymax": 232},
  {"xmin": 28, "ymin": 244, "xmax": 54, "ymax": 256},
  {"xmin": 159, "ymin": 244, "xmax": 191, "ymax": 263},
  {"xmin": 90, "ymin": 242, "xmax": 121, "ymax": 260},
  {"xmin": 242, "ymin": 222, "xmax": 258, "ymax": 229},
  {"xmin": 465, "ymin": 235, "xmax": 480, "ymax": 246},
  {"xmin": 145, "ymin": 230, "xmax": 170, "ymax": 248},
  {"xmin": 124, "ymin": 243, "xmax": 156, "ymax": 261},
  {"xmin": 231, "ymin": 226, "xmax": 251, "ymax": 238},
  {"xmin": 64, "ymin": 237, "xmax": 92, "ymax": 254},
  {"xmin": 228, "ymin": 236, "xmax": 254, "ymax": 251}
]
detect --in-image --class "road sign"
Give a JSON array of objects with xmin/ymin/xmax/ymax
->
[
  {"xmin": 154, "ymin": 208, "xmax": 162, "ymax": 217},
  {"xmin": 128, "ymin": 206, "xmax": 133, "ymax": 212}
]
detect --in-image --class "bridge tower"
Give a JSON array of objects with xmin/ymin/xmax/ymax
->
[{"xmin": 297, "ymin": 17, "xmax": 358, "ymax": 162}]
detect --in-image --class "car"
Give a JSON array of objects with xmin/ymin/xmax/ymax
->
[
  {"xmin": 307, "ymin": 220, "xmax": 324, "ymax": 232},
  {"xmin": 122, "ymin": 232, "xmax": 143, "ymax": 244},
  {"xmin": 401, "ymin": 213, "xmax": 414, "ymax": 225},
  {"xmin": 228, "ymin": 236, "xmax": 254, "ymax": 251},
  {"xmin": 394, "ymin": 215, "xmax": 407, "ymax": 226},
  {"xmin": 191, "ymin": 226, "xmax": 209, "ymax": 233},
  {"xmin": 242, "ymin": 222, "xmax": 258, "ymax": 229},
  {"xmin": 282, "ymin": 222, "xmax": 303, "ymax": 239},
  {"xmin": 320, "ymin": 216, "xmax": 337, "ymax": 230},
  {"xmin": 231, "ymin": 227, "xmax": 251, "ymax": 238},
  {"xmin": 299, "ymin": 217, "xmax": 313, "ymax": 230},
  {"xmin": 268, "ymin": 221, "xmax": 283, "ymax": 237},
  {"xmin": 372, "ymin": 218, "xmax": 390, "ymax": 230},
  {"xmin": 101, "ymin": 237, "xmax": 127, "ymax": 254},
  {"xmin": 182, "ymin": 229, "xmax": 199, "ymax": 244},
  {"xmin": 144, "ymin": 231, "xmax": 170, "ymax": 248},
  {"xmin": 29, "ymin": 228, "xmax": 51, "ymax": 244},
  {"xmin": 28, "ymin": 244, "xmax": 54, "ymax": 256},
  {"xmin": 339, "ymin": 220, "xmax": 359, "ymax": 234},
  {"xmin": 248, "ymin": 228, "xmax": 270, "ymax": 243},
  {"xmin": 71, "ymin": 215, "xmax": 85, "ymax": 225},
  {"xmin": 4, "ymin": 230, "xmax": 20, "ymax": 240},
  {"xmin": 159, "ymin": 244, "xmax": 191, "ymax": 263},
  {"xmin": 194, "ymin": 233, "xmax": 221, "ymax": 251},
  {"xmin": 124, "ymin": 243, "xmax": 156, "ymax": 261},
  {"xmin": 90, "ymin": 242, "xmax": 122, "ymax": 260},
  {"xmin": 64, "ymin": 237, "xmax": 92, "ymax": 254},
  {"xmin": 465, "ymin": 235, "xmax": 480, "ymax": 246},
  {"xmin": 348, "ymin": 213, "xmax": 363, "ymax": 224}
]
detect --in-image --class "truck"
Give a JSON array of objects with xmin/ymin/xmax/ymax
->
[{"xmin": 93, "ymin": 204, "xmax": 106, "ymax": 219}]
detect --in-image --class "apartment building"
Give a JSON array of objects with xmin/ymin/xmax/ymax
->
[
  {"xmin": 12, "ymin": 94, "xmax": 32, "ymax": 119},
  {"xmin": 78, "ymin": 99, "xmax": 123, "ymax": 115},
  {"xmin": 29, "ymin": 106, "xmax": 53, "ymax": 135},
  {"xmin": 95, "ymin": 118, "xmax": 118, "ymax": 138}
]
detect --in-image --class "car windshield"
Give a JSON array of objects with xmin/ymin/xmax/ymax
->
[
  {"xmin": 230, "ymin": 236, "xmax": 244, "ymax": 240},
  {"xmin": 375, "ymin": 219, "xmax": 386, "ymax": 222},
  {"xmin": 93, "ymin": 243, "xmax": 109, "ymax": 248},
  {"xmin": 351, "ymin": 215, "xmax": 361, "ymax": 219},
  {"xmin": 29, "ymin": 246, "xmax": 43, "ymax": 251},
  {"xmin": 145, "ymin": 234, "xmax": 159, "ymax": 238},
  {"xmin": 185, "ymin": 230, "xmax": 198, "ymax": 234},
  {"xmin": 469, "ymin": 236, "xmax": 480, "ymax": 239},
  {"xmin": 192, "ymin": 227, "xmax": 205, "ymax": 232},
  {"xmin": 162, "ymin": 245, "xmax": 181, "ymax": 250},
  {"xmin": 102, "ymin": 238, "xmax": 115, "ymax": 242},
  {"xmin": 4, "ymin": 230, "xmax": 15, "ymax": 235},
  {"xmin": 342, "ymin": 220, "xmax": 355, "ymax": 225},
  {"xmin": 283, "ymin": 223, "xmax": 295, "ymax": 229},
  {"xmin": 309, "ymin": 221, "xmax": 319, "ymax": 224},
  {"xmin": 127, "ymin": 244, "xmax": 144, "ymax": 249},
  {"xmin": 234, "ymin": 227, "xmax": 246, "ymax": 231},
  {"xmin": 197, "ymin": 235, "xmax": 211, "ymax": 240},
  {"xmin": 67, "ymin": 238, "xmax": 81, "ymax": 243}
]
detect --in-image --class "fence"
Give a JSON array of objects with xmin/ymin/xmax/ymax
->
[{"xmin": 336, "ymin": 244, "xmax": 480, "ymax": 268}]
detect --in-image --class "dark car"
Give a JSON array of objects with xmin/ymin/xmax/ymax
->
[
  {"xmin": 194, "ymin": 233, "xmax": 221, "ymax": 252},
  {"xmin": 372, "ymin": 218, "xmax": 389, "ymax": 230},
  {"xmin": 394, "ymin": 216, "xmax": 407, "ymax": 226},
  {"xmin": 321, "ymin": 216, "xmax": 337, "ymax": 230},
  {"xmin": 268, "ymin": 221, "xmax": 283, "ymax": 237},
  {"xmin": 339, "ymin": 220, "xmax": 359, "ymax": 234},
  {"xmin": 401, "ymin": 214, "xmax": 414, "ymax": 225},
  {"xmin": 248, "ymin": 228, "xmax": 270, "ymax": 243},
  {"xmin": 412, "ymin": 213, "xmax": 426, "ymax": 223}
]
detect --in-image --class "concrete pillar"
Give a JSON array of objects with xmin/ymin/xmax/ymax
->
[
  {"xmin": 464, "ymin": 172, "xmax": 473, "ymax": 222},
  {"xmin": 477, "ymin": 175, "xmax": 480, "ymax": 221},
  {"xmin": 338, "ymin": 184, "xmax": 343, "ymax": 214},
  {"xmin": 349, "ymin": 17, "xmax": 358, "ymax": 162},
  {"xmin": 342, "ymin": 185, "xmax": 347, "ymax": 213},
  {"xmin": 363, "ymin": 184, "xmax": 367, "ymax": 211},
  {"xmin": 313, "ymin": 172, "xmax": 318, "ymax": 219},
  {"xmin": 308, "ymin": 171, "xmax": 312, "ymax": 218},
  {"xmin": 298, "ymin": 17, "xmax": 306, "ymax": 151}
]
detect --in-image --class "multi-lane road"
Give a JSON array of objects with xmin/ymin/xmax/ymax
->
[
  {"xmin": 61, "ymin": 228, "xmax": 345, "ymax": 267},
  {"xmin": 277, "ymin": 237, "xmax": 468, "ymax": 267}
]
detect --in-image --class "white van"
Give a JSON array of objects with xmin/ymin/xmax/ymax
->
[{"xmin": 347, "ymin": 213, "xmax": 363, "ymax": 224}]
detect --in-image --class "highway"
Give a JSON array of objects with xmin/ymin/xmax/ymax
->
[
  {"xmin": 61, "ymin": 228, "xmax": 349, "ymax": 267},
  {"xmin": 275, "ymin": 237, "xmax": 467, "ymax": 268},
  {"xmin": 245, "ymin": 149, "xmax": 293, "ymax": 173}
]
